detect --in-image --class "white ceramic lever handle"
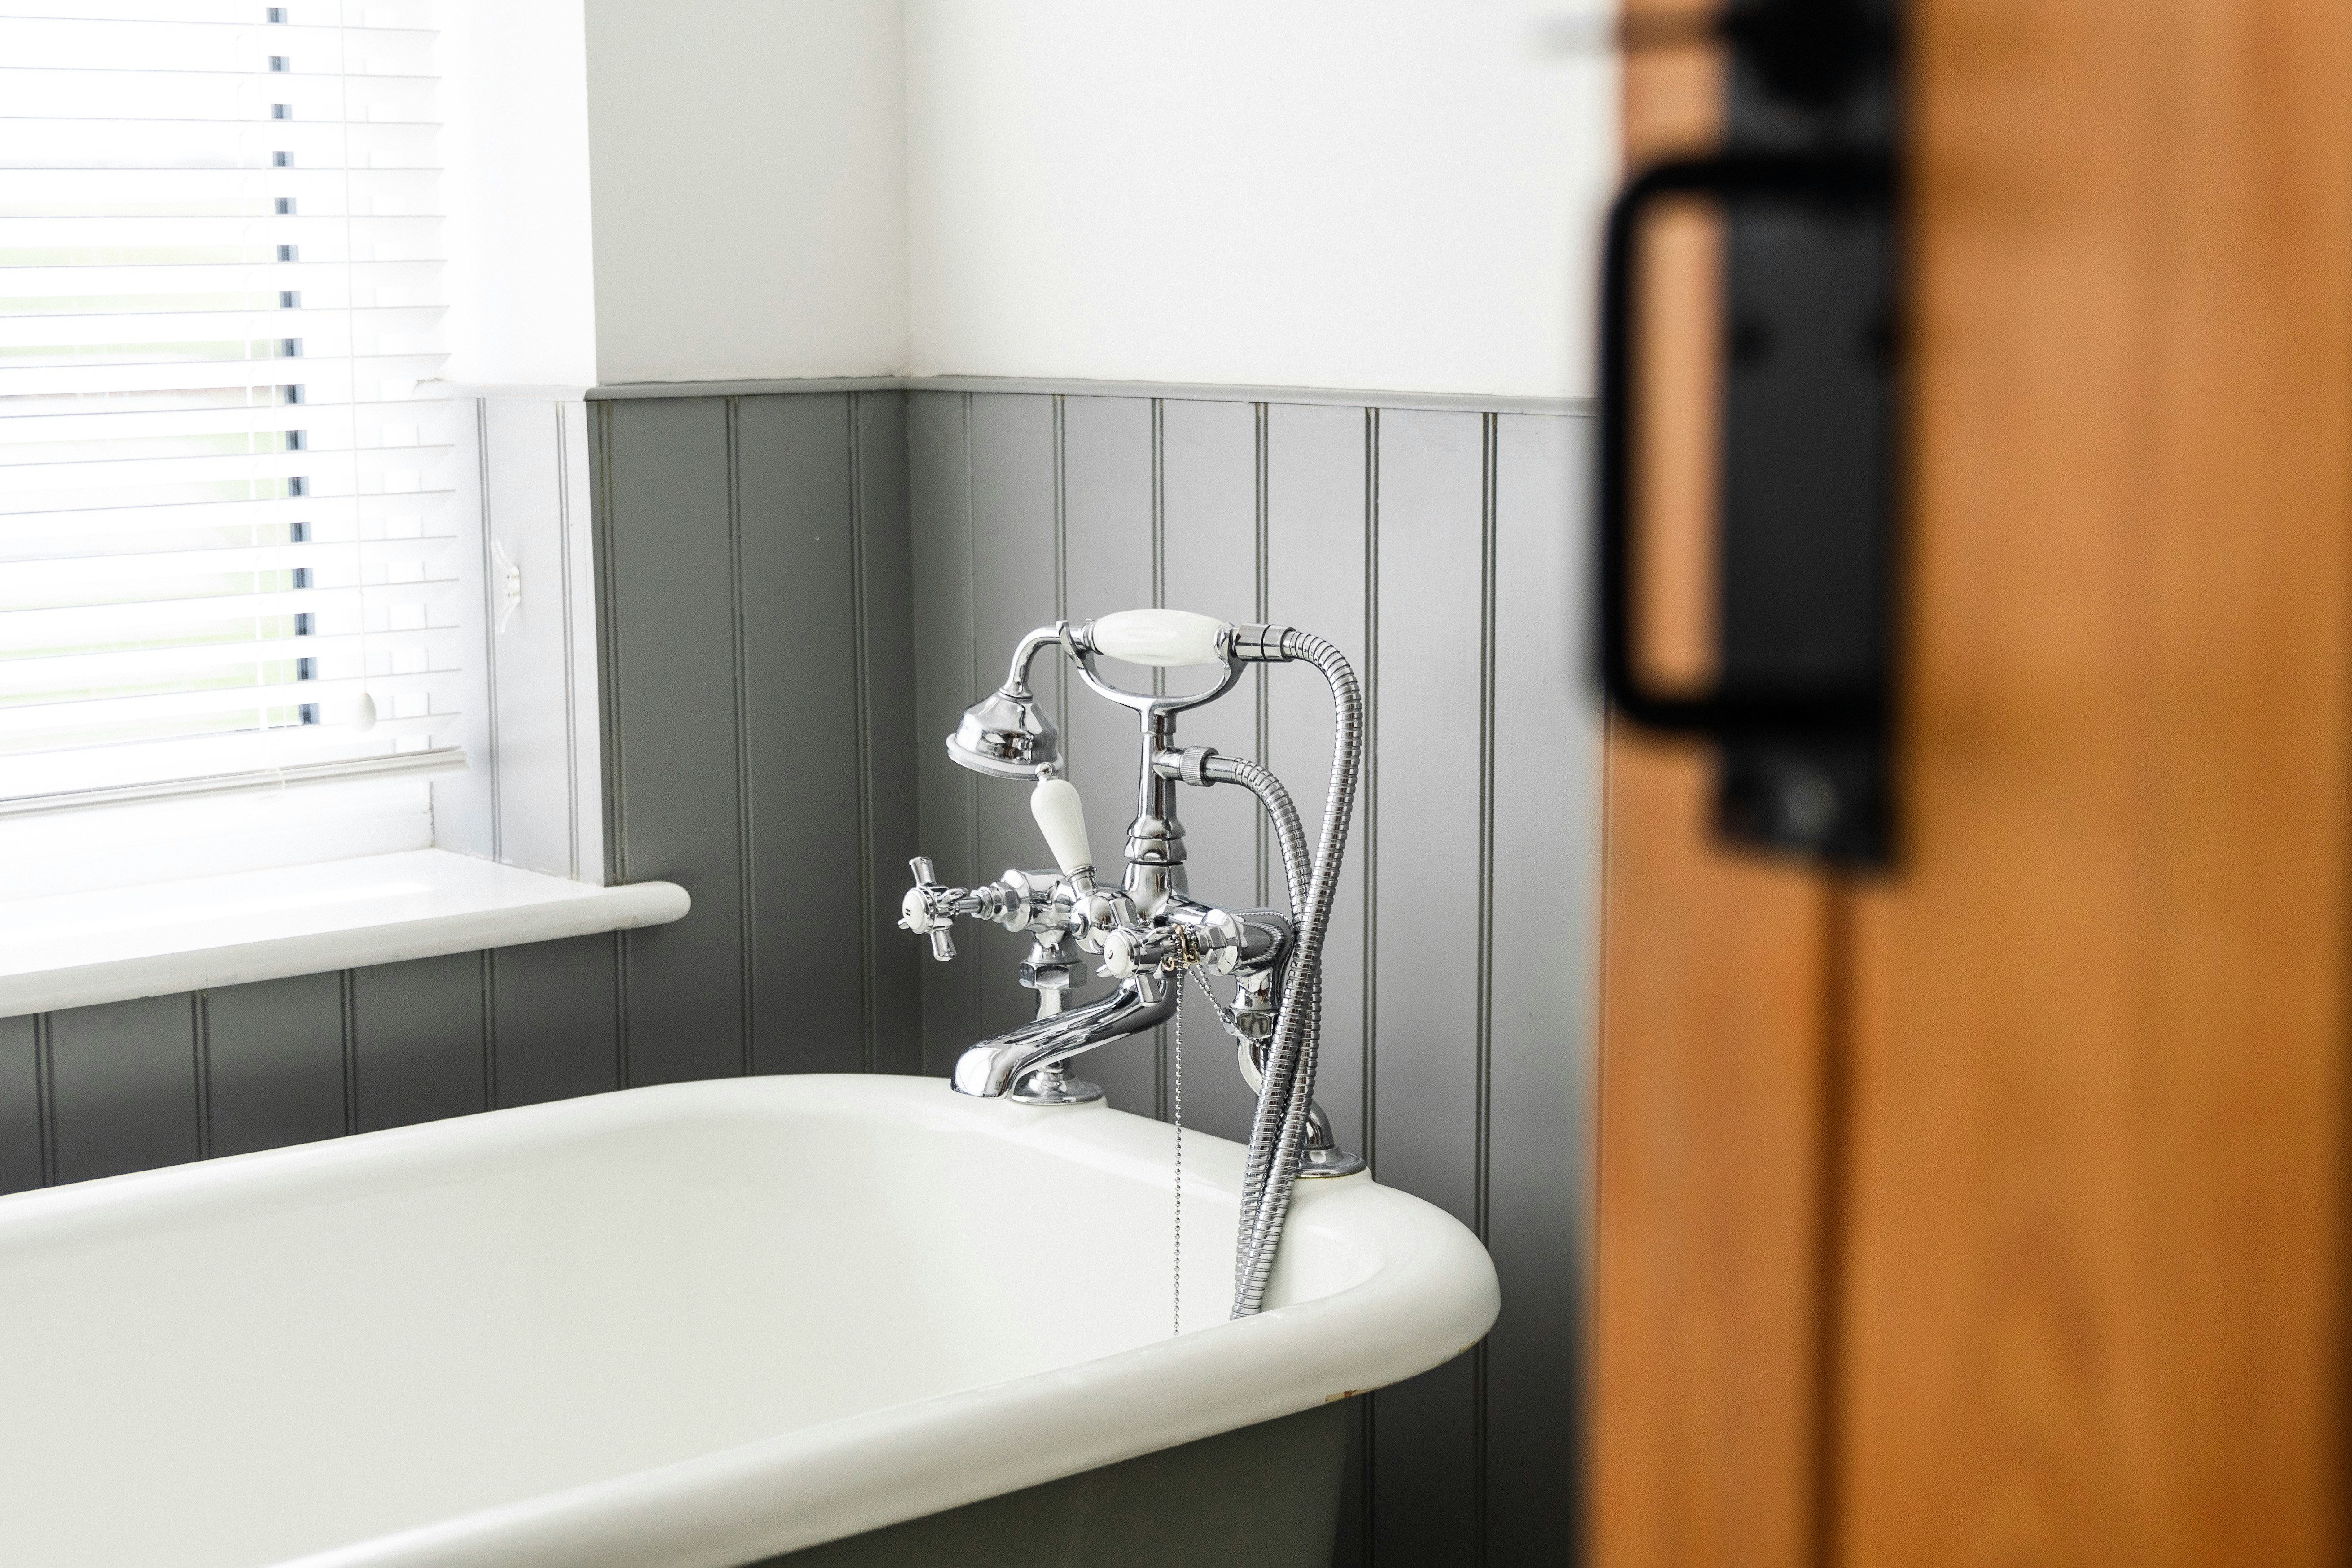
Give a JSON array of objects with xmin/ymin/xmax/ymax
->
[
  {"xmin": 1030, "ymin": 777, "xmax": 1094, "ymax": 878},
  {"xmin": 1089, "ymin": 608, "xmax": 1229, "ymax": 668}
]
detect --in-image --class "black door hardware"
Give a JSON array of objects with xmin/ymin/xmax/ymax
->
[{"xmin": 1594, "ymin": 0, "xmax": 1903, "ymax": 868}]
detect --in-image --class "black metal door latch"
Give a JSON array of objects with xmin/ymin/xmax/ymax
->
[{"xmin": 1595, "ymin": 0, "xmax": 1903, "ymax": 868}]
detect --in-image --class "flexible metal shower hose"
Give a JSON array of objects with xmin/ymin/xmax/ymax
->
[
  {"xmin": 1201, "ymin": 751, "xmax": 1323, "ymax": 1312},
  {"xmin": 1197, "ymin": 748, "xmax": 1318, "ymax": 1154},
  {"xmin": 1201, "ymin": 752, "xmax": 1311, "ymax": 924},
  {"xmin": 1216, "ymin": 630, "xmax": 1363, "ymax": 1317}
]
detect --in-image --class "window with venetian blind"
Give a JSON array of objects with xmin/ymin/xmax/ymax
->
[{"xmin": 0, "ymin": 0, "xmax": 460, "ymax": 835}]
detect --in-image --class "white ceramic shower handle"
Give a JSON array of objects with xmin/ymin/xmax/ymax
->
[
  {"xmin": 1088, "ymin": 608, "xmax": 1229, "ymax": 668},
  {"xmin": 1030, "ymin": 777, "xmax": 1095, "ymax": 878}
]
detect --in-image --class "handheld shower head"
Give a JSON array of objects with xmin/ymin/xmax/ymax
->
[
  {"xmin": 947, "ymin": 624, "xmax": 1071, "ymax": 779},
  {"xmin": 947, "ymin": 681, "xmax": 1061, "ymax": 778}
]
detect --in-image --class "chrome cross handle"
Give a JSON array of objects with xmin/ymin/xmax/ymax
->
[
  {"xmin": 900, "ymin": 857, "xmax": 960, "ymax": 962},
  {"xmin": 901, "ymin": 857, "xmax": 1087, "ymax": 963}
]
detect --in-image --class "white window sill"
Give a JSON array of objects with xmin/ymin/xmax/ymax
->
[{"xmin": 0, "ymin": 850, "xmax": 691, "ymax": 1018}]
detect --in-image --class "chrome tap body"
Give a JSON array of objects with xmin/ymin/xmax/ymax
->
[{"xmin": 904, "ymin": 609, "xmax": 1368, "ymax": 1317}]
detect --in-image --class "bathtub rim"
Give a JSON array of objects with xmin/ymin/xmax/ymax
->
[{"xmin": 0, "ymin": 1072, "xmax": 1500, "ymax": 1568}]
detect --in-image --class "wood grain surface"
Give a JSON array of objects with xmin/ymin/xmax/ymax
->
[
  {"xmin": 1594, "ymin": 2, "xmax": 2352, "ymax": 1566},
  {"xmin": 1837, "ymin": 0, "xmax": 2352, "ymax": 1561},
  {"xmin": 1591, "ymin": 5, "xmax": 1843, "ymax": 1566}
]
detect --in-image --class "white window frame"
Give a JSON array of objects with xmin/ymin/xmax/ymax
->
[{"xmin": 0, "ymin": 6, "xmax": 679, "ymax": 1016}]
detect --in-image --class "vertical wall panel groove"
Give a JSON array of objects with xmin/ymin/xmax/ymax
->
[
  {"xmin": 1149, "ymin": 398, "xmax": 1167, "ymax": 1116},
  {"xmin": 727, "ymin": 398, "xmax": 758, "ymax": 1075},
  {"xmin": 1052, "ymin": 397, "xmax": 1069, "ymax": 717},
  {"xmin": 1357, "ymin": 402, "xmax": 1381, "ymax": 1568},
  {"xmin": 610, "ymin": 933, "xmax": 628, "ymax": 1086},
  {"xmin": 339, "ymin": 970, "xmax": 358, "ymax": 1134},
  {"xmin": 964, "ymin": 394, "xmax": 982, "ymax": 1053},
  {"xmin": 1475, "ymin": 415, "xmax": 1500, "ymax": 1246},
  {"xmin": 849, "ymin": 396, "xmax": 879, "ymax": 1074},
  {"xmin": 0, "ymin": 1014, "xmax": 43, "ymax": 1196},
  {"xmin": 1472, "ymin": 411, "xmax": 1501, "ymax": 1562},
  {"xmin": 37, "ymin": 1014, "xmax": 57, "ymax": 1186},
  {"xmin": 1254, "ymin": 403, "xmax": 1271, "ymax": 912},
  {"xmin": 480, "ymin": 953, "xmax": 498, "ymax": 1109},
  {"xmin": 1362, "ymin": 408, "xmax": 1382, "ymax": 1179},
  {"xmin": 594, "ymin": 401, "xmax": 634, "ymax": 1080},
  {"xmin": 192, "ymin": 994, "xmax": 214, "ymax": 1160},
  {"xmin": 591, "ymin": 400, "xmax": 627, "ymax": 883}
]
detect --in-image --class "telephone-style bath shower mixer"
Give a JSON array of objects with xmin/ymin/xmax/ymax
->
[{"xmin": 899, "ymin": 608, "xmax": 1364, "ymax": 1318}]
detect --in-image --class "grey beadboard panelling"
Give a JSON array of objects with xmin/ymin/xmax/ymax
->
[
  {"xmin": 1366, "ymin": 408, "xmax": 1491, "ymax": 1565},
  {"xmin": 966, "ymin": 395, "xmax": 1064, "ymax": 1050},
  {"xmin": 595, "ymin": 391, "xmax": 925, "ymax": 1084},
  {"xmin": 736, "ymin": 394, "xmax": 867, "ymax": 1074},
  {"xmin": 0, "ymin": 1013, "xmax": 40, "ymax": 1194},
  {"xmin": 907, "ymin": 389, "xmax": 1596, "ymax": 1568},
  {"xmin": 47, "ymin": 994, "xmax": 201, "ymax": 1183},
  {"xmin": 1369, "ymin": 409, "xmax": 1489, "ymax": 1230},
  {"xmin": 350, "ymin": 952, "xmax": 488, "ymax": 1133},
  {"xmin": 1158, "ymin": 398, "xmax": 1267, "ymax": 1144},
  {"xmin": 1263, "ymin": 403, "xmax": 1375, "ymax": 1162},
  {"xmin": 907, "ymin": 392, "xmax": 981, "ymax": 1073},
  {"xmin": 1057, "ymin": 395, "xmax": 1162, "ymax": 1113},
  {"xmin": 1261, "ymin": 398, "xmax": 1380, "ymax": 1568},
  {"xmin": 595, "ymin": 396, "xmax": 750, "ymax": 1084},
  {"xmin": 490, "ymin": 935, "xmax": 623, "ymax": 1107},
  {"xmin": 856, "ymin": 391, "xmax": 926, "ymax": 1076},
  {"xmin": 203, "ymin": 972, "xmax": 347, "ymax": 1156},
  {"xmin": 1485, "ymin": 412, "xmax": 1594, "ymax": 1562}
]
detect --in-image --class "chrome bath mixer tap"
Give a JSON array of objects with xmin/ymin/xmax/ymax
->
[{"xmin": 900, "ymin": 608, "xmax": 1366, "ymax": 1318}]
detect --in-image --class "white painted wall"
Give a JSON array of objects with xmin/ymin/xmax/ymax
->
[
  {"xmin": 580, "ymin": 0, "xmax": 910, "ymax": 384},
  {"xmin": 903, "ymin": 0, "xmax": 1617, "ymax": 399},
  {"xmin": 441, "ymin": 1, "xmax": 1613, "ymax": 398},
  {"xmin": 438, "ymin": 0, "xmax": 599, "ymax": 389}
]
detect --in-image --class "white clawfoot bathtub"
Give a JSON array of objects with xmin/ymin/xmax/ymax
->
[{"xmin": 0, "ymin": 1074, "xmax": 1498, "ymax": 1567}]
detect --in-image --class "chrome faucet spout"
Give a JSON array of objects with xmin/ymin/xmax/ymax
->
[{"xmin": 950, "ymin": 971, "xmax": 1177, "ymax": 1098}]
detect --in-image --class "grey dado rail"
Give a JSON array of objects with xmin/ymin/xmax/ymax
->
[{"xmin": 0, "ymin": 379, "xmax": 1594, "ymax": 1568}]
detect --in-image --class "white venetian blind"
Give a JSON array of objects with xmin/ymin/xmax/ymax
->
[{"xmin": 0, "ymin": 0, "xmax": 459, "ymax": 812}]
